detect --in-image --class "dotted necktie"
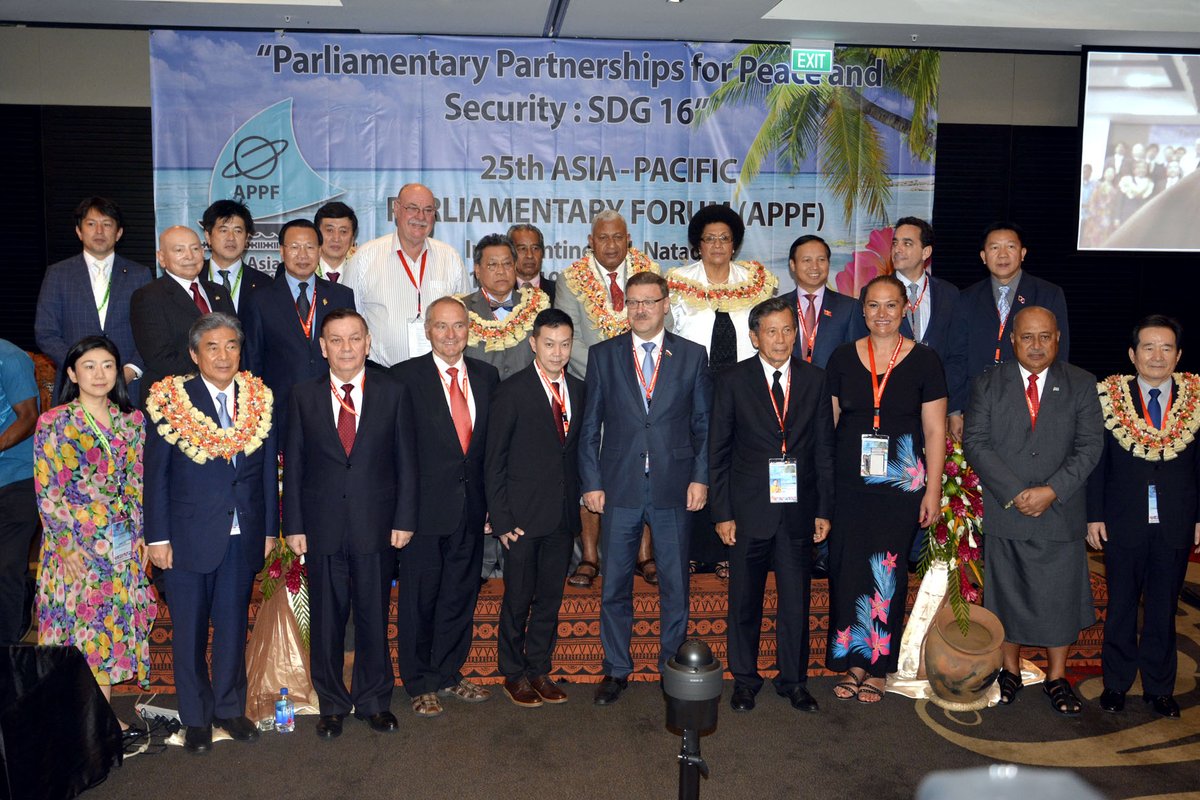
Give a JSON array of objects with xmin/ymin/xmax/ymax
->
[{"xmin": 337, "ymin": 383, "xmax": 355, "ymax": 455}]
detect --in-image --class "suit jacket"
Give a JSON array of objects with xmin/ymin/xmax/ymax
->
[
  {"xmin": 779, "ymin": 288, "xmax": 862, "ymax": 370},
  {"xmin": 946, "ymin": 272, "xmax": 1070, "ymax": 414},
  {"xmin": 283, "ymin": 369, "xmax": 417, "ymax": 554},
  {"xmin": 578, "ymin": 330, "xmax": 712, "ymax": 509},
  {"xmin": 858, "ymin": 274, "xmax": 959, "ymax": 360},
  {"xmin": 144, "ymin": 375, "xmax": 278, "ymax": 573},
  {"xmin": 461, "ymin": 290, "xmax": 536, "ymax": 381},
  {"xmin": 390, "ymin": 354, "xmax": 499, "ymax": 535},
  {"xmin": 709, "ymin": 355, "xmax": 834, "ymax": 539},
  {"xmin": 243, "ymin": 275, "xmax": 355, "ymax": 435},
  {"xmin": 485, "ymin": 362, "xmax": 585, "ymax": 538},
  {"xmin": 35, "ymin": 254, "xmax": 152, "ymax": 389},
  {"xmin": 1086, "ymin": 377, "xmax": 1200, "ymax": 549},
  {"xmin": 204, "ymin": 260, "xmax": 272, "ymax": 316},
  {"xmin": 130, "ymin": 276, "xmax": 236, "ymax": 404},
  {"xmin": 963, "ymin": 360, "xmax": 1103, "ymax": 542}
]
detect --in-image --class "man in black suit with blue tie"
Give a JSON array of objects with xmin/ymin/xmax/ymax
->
[
  {"xmin": 1087, "ymin": 315, "xmax": 1200, "ymax": 719},
  {"xmin": 244, "ymin": 219, "xmax": 355, "ymax": 438},
  {"xmin": 579, "ymin": 271, "xmax": 712, "ymax": 705},
  {"xmin": 35, "ymin": 197, "xmax": 151, "ymax": 399},
  {"xmin": 284, "ymin": 308, "xmax": 417, "ymax": 737},
  {"xmin": 201, "ymin": 199, "xmax": 272, "ymax": 318},
  {"xmin": 144, "ymin": 313, "xmax": 278, "ymax": 753},
  {"xmin": 778, "ymin": 234, "xmax": 862, "ymax": 370}
]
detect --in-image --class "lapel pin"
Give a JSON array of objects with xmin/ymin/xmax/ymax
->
[
  {"xmin": 823, "ymin": 309, "xmax": 833, "ymax": 317},
  {"xmin": 1017, "ymin": 295, "xmax": 1026, "ymax": 304},
  {"xmin": 1052, "ymin": 386, "xmax": 1060, "ymax": 392},
  {"xmin": 664, "ymin": 349, "xmax": 673, "ymax": 357},
  {"xmin": 322, "ymin": 298, "xmax": 328, "ymax": 306}
]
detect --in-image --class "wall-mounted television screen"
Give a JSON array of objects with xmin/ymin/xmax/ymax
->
[{"xmin": 1078, "ymin": 49, "xmax": 1200, "ymax": 252}]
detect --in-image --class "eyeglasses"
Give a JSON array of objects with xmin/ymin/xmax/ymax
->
[
  {"xmin": 286, "ymin": 243, "xmax": 318, "ymax": 253},
  {"xmin": 480, "ymin": 260, "xmax": 515, "ymax": 273},
  {"xmin": 701, "ymin": 234, "xmax": 733, "ymax": 244},
  {"xmin": 398, "ymin": 203, "xmax": 437, "ymax": 217},
  {"xmin": 626, "ymin": 297, "xmax": 666, "ymax": 310}
]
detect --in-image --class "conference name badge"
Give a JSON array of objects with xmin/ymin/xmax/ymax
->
[
  {"xmin": 110, "ymin": 520, "xmax": 133, "ymax": 564},
  {"xmin": 860, "ymin": 435, "xmax": 889, "ymax": 478},
  {"xmin": 1148, "ymin": 484, "xmax": 1160, "ymax": 524},
  {"xmin": 768, "ymin": 458, "xmax": 797, "ymax": 504},
  {"xmin": 407, "ymin": 318, "xmax": 433, "ymax": 358}
]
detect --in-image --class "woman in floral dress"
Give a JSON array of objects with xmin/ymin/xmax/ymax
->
[{"xmin": 34, "ymin": 336, "xmax": 156, "ymax": 722}]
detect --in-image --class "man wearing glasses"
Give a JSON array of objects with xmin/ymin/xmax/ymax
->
[
  {"xmin": 460, "ymin": 234, "xmax": 548, "ymax": 381},
  {"xmin": 344, "ymin": 184, "xmax": 471, "ymax": 367}
]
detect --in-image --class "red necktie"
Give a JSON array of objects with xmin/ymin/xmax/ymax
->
[
  {"xmin": 337, "ymin": 383, "xmax": 355, "ymax": 456},
  {"xmin": 607, "ymin": 271, "xmax": 624, "ymax": 312},
  {"xmin": 327, "ymin": 272, "xmax": 340, "ymax": 284},
  {"xmin": 1026, "ymin": 373, "xmax": 1040, "ymax": 430},
  {"xmin": 551, "ymin": 382, "xmax": 566, "ymax": 444},
  {"xmin": 446, "ymin": 367, "xmax": 472, "ymax": 453},
  {"xmin": 190, "ymin": 281, "xmax": 210, "ymax": 314}
]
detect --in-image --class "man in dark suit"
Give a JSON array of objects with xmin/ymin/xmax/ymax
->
[
  {"xmin": 485, "ymin": 308, "xmax": 585, "ymax": 707},
  {"xmin": 284, "ymin": 308, "xmax": 417, "ymax": 737},
  {"xmin": 244, "ymin": 219, "xmax": 355, "ymax": 438},
  {"xmin": 579, "ymin": 271, "xmax": 712, "ymax": 705},
  {"xmin": 1087, "ymin": 314, "xmax": 1200, "ymax": 719},
  {"xmin": 947, "ymin": 222, "xmax": 1070, "ymax": 439},
  {"xmin": 778, "ymin": 234, "xmax": 862, "ymax": 370},
  {"xmin": 201, "ymin": 199, "xmax": 271, "ymax": 316},
  {"xmin": 144, "ymin": 313, "xmax": 278, "ymax": 753},
  {"xmin": 314, "ymin": 201, "xmax": 358, "ymax": 285},
  {"xmin": 710, "ymin": 297, "xmax": 834, "ymax": 714},
  {"xmin": 35, "ymin": 197, "xmax": 152, "ymax": 399},
  {"xmin": 964, "ymin": 306, "xmax": 1103, "ymax": 717},
  {"xmin": 389, "ymin": 297, "xmax": 500, "ymax": 717},
  {"xmin": 508, "ymin": 223, "xmax": 555, "ymax": 304},
  {"xmin": 131, "ymin": 226, "xmax": 235, "ymax": 405}
]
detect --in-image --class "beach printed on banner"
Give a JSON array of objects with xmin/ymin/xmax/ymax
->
[{"xmin": 150, "ymin": 32, "xmax": 936, "ymax": 283}]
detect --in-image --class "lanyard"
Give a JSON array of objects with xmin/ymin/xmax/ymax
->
[
  {"xmin": 905, "ymin": 275, "xmax": 928, "ymax": 333},
  {"xmin": 398, "ymin": 249, "xmax": 428, "ymax": 314},
  {"xmin": 1140, "ymin": 387, "xmax": 1172, "ymax": 428},
  {"xmin": 296, "ymin": 285, "xmax": 318, "ymax": 339},
  {"xmin": 993, "ymin": 289, "xmax": 1013, "ymax": 364},
  {"xmin": 535, "ymin": 361, "xmax": 570, "ymax": 435},
  {"xmin": 330, "ymin": 374, "xmax": 363, "ymax": 417},
  {"xmin": 766, "ymin": 367, "xmax": 792, "ymax": 455},
  {"xmin": 94, "ymin": 272, "xmax": 111, "ymax": 316},
  {"xmin": 867, "ymin": 335, "xmax": 905, "ymax": 432},
  {"xmin": 80, "ymin": 404, "xmax": 114, "ymax": 461},
  {"xmin": 796, "ymin": 294, "xmax": 821, "ymax": 363},
  {"xmin": 633, "ymin": 340, "xmax": 665, "ymax": 407},
  {"xmin": 210, "ymin": 264, "xmax": 243, "ymax": 298}
]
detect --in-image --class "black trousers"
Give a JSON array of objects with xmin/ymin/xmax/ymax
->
[
  {"xmin": 727, "ymin": 519, "xmax": 812, "ymax": 694},
  {"xmin": 0, "ymin": 479, "xmax": 37, "ymax": 645},
  {"xmin": 395, "ymin": 520, "xmax": 483, "ymax": 697},
  {"xmin": 307, "ymin": 550, "xmax": 395, "ymax": 716},
  {"xmin": 497, "ymin": 525, "xmax": 573, "ymax": 680}
]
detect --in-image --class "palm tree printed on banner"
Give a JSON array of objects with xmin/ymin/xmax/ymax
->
[
  {"xmin": 863, "ymin": 433, "xmax": 927, "ymax": 492},
  {"xmin": 833, "ymin": 551, "xmax": 899, "ymax": 664},
  {"xmin": 696, "ymin": 46, "xmax": 938, "ymax": 225}
]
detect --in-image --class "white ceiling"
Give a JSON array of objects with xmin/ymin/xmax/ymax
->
[{"xmin": 3, "ymin": 0, "xmax": 1200, "ymax": 51}]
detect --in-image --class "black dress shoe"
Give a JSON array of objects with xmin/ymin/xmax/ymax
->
[
  {"xmin": 593, "ymin": 675, "xmax": 629, "ymax": 706},
  {"xmin": 778, "ymin": 686, "xmax": 820, "ymax": 713},
  {"xmin": 355, "ymin": 710, "xmax": 399, "ymax": 732},
  {"xmin": 730, "ymin": 686, "xmax": 756, "ymax": 712},
  {"xmin": 1144, "ymin": 694, "xmax": 1181, "ymax": 719},
  {"xmin": 1099, "ymin": 689, "xmax": 1125, "ymax": 713},
  {"xmin": 316, "ymin": 714, "xmax": 345, "ymax": 739},
  {"xmin": 214, "ymin": 715, "xmax": 260, "ymax": 741},
  {"xmin": 184, "ymin": 725, "xmax": 212, "ymax": 754}
]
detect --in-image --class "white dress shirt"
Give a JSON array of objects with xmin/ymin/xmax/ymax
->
[
  {"xmin": 167, "ymin": 271, "xmax": 213, "ymax": 309},
  {"xmin": 432, "ymin": 353, "xmax": 477, "ymax": 424},
  {"xmin": 896, "ymin": 271, "xmax": 930, "ymax": 343},
  {"xmin": 208, "ymin": 260, "xmax": 246, "ymax": 310}
]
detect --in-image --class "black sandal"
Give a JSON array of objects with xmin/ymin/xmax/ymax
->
[
  {"xmin": 1043, "ymin": 678, "xmax": 1081, "ymax": 716},
  {"xmin": 997, "ymin": 668, "xmax": 1023, "ymax": 705}
]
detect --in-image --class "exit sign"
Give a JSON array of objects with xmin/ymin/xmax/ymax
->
[{"xmin": 791, "ymin": 48, "xmax": 833, "ymax": 73}]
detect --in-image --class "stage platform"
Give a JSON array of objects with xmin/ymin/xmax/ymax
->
[{"xmin": 135, "ymin": 570, "xmax": 1107, "ymax": 692}]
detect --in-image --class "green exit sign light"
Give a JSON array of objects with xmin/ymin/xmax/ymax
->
[{"xmin": 791, "ymin": 48, "xmax": 833, "ymax": 73}]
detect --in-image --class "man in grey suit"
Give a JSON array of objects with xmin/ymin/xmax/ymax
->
[{"xmin": 963, "ymin": 306, "xmax": 1103, "ymax": 717}]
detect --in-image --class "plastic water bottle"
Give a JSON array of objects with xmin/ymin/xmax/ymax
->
[{"xmin": 275, "ymin": 687, "xmax": 295, "ymax": 733}]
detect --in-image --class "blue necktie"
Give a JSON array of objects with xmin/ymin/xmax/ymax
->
[
  {"xmin": 217, "ymin": 391, "xmax": 237, "ymax": 466},
  {"xmin": 640, "ymin": 342, "xmax": 656, "ymax": 411},
  {"xmin": 1148, "ymin": 388, "xmax": 1162, "ymax": 428},
  {"xmin": 997, "ymin": 284, "xmax": 1011, "ymax": 324}
]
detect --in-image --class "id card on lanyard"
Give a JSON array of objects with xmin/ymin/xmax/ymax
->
[
  {"xmin": 765, "ymin": 366, "xmax": 797, "ymax": 502},
  {"xmin": 859, "ymin": 336, "xmax": 904, "ymax": 478}
]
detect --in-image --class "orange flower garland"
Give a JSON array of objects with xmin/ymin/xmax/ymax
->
[
  {"xmin": 667, "ymin": 260, "xmax": 778, "ymax": 312},
  {"xmin": 146, "ymin": 372, "xmax": 273, "ymax": 465},
  {"xmin": 561, "ymin": 248, "xmax": 660, "ymax": 340},
  {"xmin": 1097, "ymin": 372, "xmax": 1198, "ymax": 461},
  {"xmin": 459, "ymin": 286, "xmax": 550, "ymax": 351}
]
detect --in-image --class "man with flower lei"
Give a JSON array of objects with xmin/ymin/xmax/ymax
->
[
  {"xmin": 1086, "ymin": 314, "xmax": 1200, "ymax": 720},
  {"xmin": 554, "ymin": 211, "xmax": 663, "ymax": 588},
  {"xmin": 144, "ymin": 312, "xmax": 278, "ymax": 753}
]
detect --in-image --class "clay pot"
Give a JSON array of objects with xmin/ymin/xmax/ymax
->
[{"xmin": 923, "ymin": 603, "xmax": 1004, "ymax": 710}]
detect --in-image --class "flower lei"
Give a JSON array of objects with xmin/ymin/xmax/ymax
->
[
  {"xmin": 145, "ymin": 372, "xmax": 273, "ymax": 465},
  {"xmin": 561, "ymin": 248, "xmax": 660, "ymax": 340},
  {"xmin": 666, "ymin": 261, "xmax": 778, "ymax": 312},
  {"xmin": 1097, "ymin": 372, "xmax": 1199, "ymax": 461},
  {"xmin": 459, "ymin": 286, "xmax": 550, "ymax": 351}
]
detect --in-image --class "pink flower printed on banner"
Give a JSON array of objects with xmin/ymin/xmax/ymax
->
[
  {"xmin": 834, "ymin": 228, "xmax": 894, "ymax": 297},
  {"xmin": 869, "ymin": 591, "xmax": 891, "ymax": 623},
  {"xmin": 867, "ymin": 629, "xmax": 892, "ymax": 664}
]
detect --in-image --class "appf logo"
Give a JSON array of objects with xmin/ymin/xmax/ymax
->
[{"xmin": 209, "ymin": 98, "xmax": 341, "ymax": 218}]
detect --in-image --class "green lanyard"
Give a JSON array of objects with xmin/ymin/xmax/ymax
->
[
  {"xmin": 79, "ymin": 404, "xmax": 113, "ymax": 461},
  {"xmin": 210, "ymin": 264, "xmax": 243, "ymax": 298}
]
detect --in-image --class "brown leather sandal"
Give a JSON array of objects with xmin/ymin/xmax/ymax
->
[
  {"xmin": 635, "ymin": 558, "xmax": 659, "ymax": 585},
  {"xmin": 567, "ymin": 560, "xmax": 599, "ymax": 588}
]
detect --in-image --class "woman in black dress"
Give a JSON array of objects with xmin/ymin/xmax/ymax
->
[{"xmin": 824, "ymin": 275, "xmax": 946, "ymax": 703}]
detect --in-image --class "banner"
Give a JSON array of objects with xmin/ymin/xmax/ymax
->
[{"xmin": 150, "ymin": 31, "xmax": 936, "ymax": 290}]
